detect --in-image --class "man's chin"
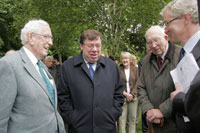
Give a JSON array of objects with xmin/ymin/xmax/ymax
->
[{"xmin": 90, "ymin": 58, "xmax": 98, "ymax": 62}]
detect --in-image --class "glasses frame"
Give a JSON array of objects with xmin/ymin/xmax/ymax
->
[
  {"xmin": 84, "ymin": 43, "xmax": 102, "ymax": 49},
  {"xmin": 146, "ymin": 37, "xmax": 161, "ymax": 46},
  {"xmin": 163, "ymin": 17, "xmax": 181, "ymax": 27},
  {"xmin": 33, "ymin": 33, "xmax": 53, "ymax": 41}
]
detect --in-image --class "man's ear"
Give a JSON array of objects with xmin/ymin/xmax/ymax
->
[
  {"xmin": 183, "ymin": 13, "xmax": 191, "ymax": 25},
  {"xmin": 80, "ymin": 44, "xmax": 83, "ymax": 50},
  {"xmin": 164, "ymin": 35, "xmax": 168, "ymax": 41},
  {"xmin": 28, "ymin": 33, "xmax": 34, "ymax": 45}
]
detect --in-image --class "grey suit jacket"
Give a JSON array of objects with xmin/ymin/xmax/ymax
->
[{"xmin": 0, "ymin": 48, "xmax": 65, "ymax": 133}]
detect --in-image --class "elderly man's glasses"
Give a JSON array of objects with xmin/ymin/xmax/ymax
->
[
  {"xmin": 33, "ymin": 33, "xmax": 53, "ymax": 41},
  {"xmin": 163, "ymin": 17, "xmax": 181, "ymax": 27},
  {"xmin": 146, "ymin": 37, "xmax": 161, "ymax": 45}
]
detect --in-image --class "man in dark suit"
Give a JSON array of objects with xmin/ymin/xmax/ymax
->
[
  {"xmin": 0, "ymin": 19, "xmax": 65, "ymax": 133},
  {"xmin": 161, "ymin": 0, "xmax": 200, "ymax": 132},
  {"xmin": 57, "ymin": 29, "xmax": 124, "ymax": 133}
]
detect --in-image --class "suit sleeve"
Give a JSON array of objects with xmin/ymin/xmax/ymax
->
[
  {"xmin": 0, "ymin": 59, "xmax": 17, "ymax": 133},
  {"xmin": 130, "ymin": 67, "xmax": 138, "ymax": 96},
  {"xmin": 185, "ymin": 71, "xmax": 200, "ymax": 128},
  {"xmin": 137, "ymin": 66, "xmax": 154, "ymax": 114},
  {"xmin": 159, "ymin": 97, "xmax": 173, "ymax": 118},
  {"xmin": 173, "ymin": 92, "xmax": 185, "ymax": 114},
  {"xmin": 57, "ymin": 64, "xmax": 74, "ymax": 125}
]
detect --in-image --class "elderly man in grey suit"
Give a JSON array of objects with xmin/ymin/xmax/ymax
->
[{"xmin": 0, "ymin": 19, "xmax": 65, "ymax": 133}]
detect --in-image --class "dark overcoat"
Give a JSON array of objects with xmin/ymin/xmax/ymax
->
[
  {"xmin": 138, "ymin": 43, "xmax": 181, "ymax": 133},
  {"xmin": 57, "ymin": 53, "xmax": 124, "ymax": 133}
]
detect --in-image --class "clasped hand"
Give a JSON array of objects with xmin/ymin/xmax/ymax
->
[{"xmin": 146, "ymin": 109, "xmax": 163, "ymax": 124}]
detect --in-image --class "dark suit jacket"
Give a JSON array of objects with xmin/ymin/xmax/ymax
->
[
  {"xmin": 184, "ymin": 71, "xmax": 200, "ymax": 131},
  {"xmin": 57, "ymin": 53, "xmax": 124, "ymax": 133},
  {"xmin": 173, "ymin": 39, "xmax": 200, "ymax": 132}
]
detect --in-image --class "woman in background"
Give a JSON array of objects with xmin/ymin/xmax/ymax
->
[{"xmin": 118, "ymin": 52, "xmax": 139, "ymax": 133}]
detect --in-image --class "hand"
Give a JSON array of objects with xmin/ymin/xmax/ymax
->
[
  {"xmin": 151, "ymin": 118, "xmax": 161, "ymax": 124},
  {"xmin": 123, "ymin": 92, "xmax": 133, "ymax": 102},
  {"xmin": 170, "ymin": 82, "xmax": 181, "ymax": 100},
  {"xmin": 146, "ymin": 109, "xmax": 163, "ymax": 122},
  {"xmin": 126, "ymin": 93, "xmax": 133, "ymax": 102}
]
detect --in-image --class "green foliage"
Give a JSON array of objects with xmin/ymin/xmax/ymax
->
[{"xmin": 1, "ymin": 0, "xmax": 172, "ymax": 61}]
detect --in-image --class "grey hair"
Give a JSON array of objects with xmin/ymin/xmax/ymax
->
[
  {"xmin": 161, "ymin": 0, "xmax": 198, "ymax": 24},
  {"xmin": 44, "ymin": 56, "xmax": 53, "ymax": 61},
  {"xmin": 20, "ymin": 19, "xmax": 50, "ymax": 45},
  {"xmin": 145, "ymin": 25, "xmax": 166, "ymax": 38}
]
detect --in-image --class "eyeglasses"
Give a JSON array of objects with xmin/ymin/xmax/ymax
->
[
  {"xmin": 84, "ymin": 43, "xmax": 101, "ymax": 49},
  {"xmin": 33, "ymin": 33, "xmax": 53, "ymax": 41},
  {"xmin": 146, "ymin": 37, "xmax": 161, "ymax": 45},
  {"xmin": 163, "ymin": 17, "xmax": 181, "ymax": 27}
]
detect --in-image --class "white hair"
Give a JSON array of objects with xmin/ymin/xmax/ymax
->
[
  {"xmin": 20, "ymin": 19, "xmax": 50, "ymax": 45},
  {"xmin": 145, "ymin": 25, "xmax": 166, "ymax": 38},
  {"xmin": 44, "ymin": 56, "xmax": 53, "ymax": 61},
  {"xmin": 161, "ymin": 0, "xmax": 198, "ymax": 24}
]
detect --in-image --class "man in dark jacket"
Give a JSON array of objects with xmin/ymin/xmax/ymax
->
[
  {"xmin": 57, "ymin": 29, "xmax": 124, "ymax": 133},
  {"xmin": 162, "ymin": 0, "xmax": 200, "ymax": 132}
]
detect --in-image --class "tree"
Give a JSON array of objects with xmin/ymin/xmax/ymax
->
[{"xmin": 1, "ymin": 0, "xmax": 172, "ymax": 60}]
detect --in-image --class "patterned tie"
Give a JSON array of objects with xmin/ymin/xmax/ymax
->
[
  {"xmin": 88, "ymin": 63, "xmax": 94, "ymax": 79},
  {"xmin": 37, "ymin": 61, "xmax": 55, "ymax": 106},
  {"xmin": 157, "ymin": 56, "xmax": 163, "ymax": 69},
  {"xmin": 179, "ymin": 48, "xmax": 185, "ymax": 62}
]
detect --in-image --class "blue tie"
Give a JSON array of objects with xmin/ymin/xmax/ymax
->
[
  {"xmin": 179, "ymin": 48, "xmax": 185, "ymax": 62},
  {"xmin": 89, "ymin": 63, "xmax": 94, "ymax": 79},
  {"xmin": 37, "ymin": 61, "xmax": 55, "ymax": 107}
]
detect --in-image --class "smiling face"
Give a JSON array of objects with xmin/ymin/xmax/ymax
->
[
  {"xmin": 80, "ymin": 37, "xmax": 102, "ymax": 63},
  {"xmin": 163, "ymin": 9, "xmax": 184, "ymax": 45},
  {"xmin": 27, "ymin": 25, "xmax": 53, "ymax": 60},
  {"xmin": 121, "ymin": 56, "xmax": 130, "ymax": 68}
]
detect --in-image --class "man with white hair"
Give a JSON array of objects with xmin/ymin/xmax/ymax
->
[
  {"xmin": 44, "ymin": 55, "xmax": 54, "ymax": 69},
  {"xmin": 0, "ymin": 19, "xmax": 65, "ymax": 133},
  {"xmin": 162, "ymin": 0, "xmax": 200, "ymax": 132},
  {"xmin": 138, "ymin": 25, "xmax": 180, "ymax": 132}
]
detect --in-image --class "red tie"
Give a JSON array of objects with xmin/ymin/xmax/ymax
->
[{"xmin": 158, "ymin": 57, "xmax": 163, "ymax": 69}]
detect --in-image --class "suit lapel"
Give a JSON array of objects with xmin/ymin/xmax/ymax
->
[
  {"xmin": 82, "ymin": 63, "xmax": 93, "ymax": 81},
  {"xmin": 192, "ymin": 39, "xmax": 200, "ymax": 66},
  {"xmin": 19, "ymin": 48, "xmax": 55, "ymax": 107}
]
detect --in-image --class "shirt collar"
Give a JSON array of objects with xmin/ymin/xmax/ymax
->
[
  {"xmin": 183, "ymin": 30, "xmax": 200, "ymax": 53},
  {"xmin": 23, "ymin": 46, "xmax": 38, "ymax": 66},
  {"xmin": 160, "ymin": 42, "xmax": 169, "ymax": 60}
]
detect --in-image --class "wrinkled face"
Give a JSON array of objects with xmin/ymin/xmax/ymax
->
[
  {"xmin": 146, "ymin": 31, "xmax": 168, "ymax": 56},
  {"xmin": 29, "ymin": 25, "xmax": 53, "ymax": 60},
  {"xmin": 80, "ymin": 37, "xmax": 102, "ymax": 63},
  {"xmin": 121, "ymin": 56, "xmax": 130, "ymax": 67},
  {"xmin": 45, "ymin": 58, "xmax": 53, "ymax": 68},
  {"xmin": 146, "ymin": 44, "xmax": 152, "ymax": 55},
  {"xmin": 163, "ymin": 10, "xmax": 184, "ymax": 44}
]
